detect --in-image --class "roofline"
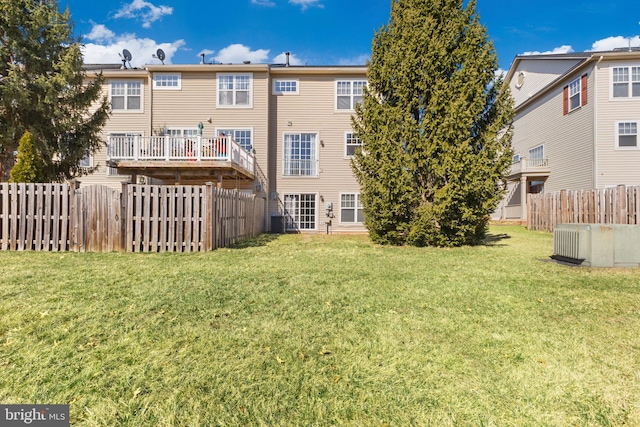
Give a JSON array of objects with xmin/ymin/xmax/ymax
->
[
  {"xmin": 84, "ymin": 63, "xmax": 367, "ymax": 75},
  {"xmin": 512, "ymin": 55, "xmax": 596, "ymax": 112}
]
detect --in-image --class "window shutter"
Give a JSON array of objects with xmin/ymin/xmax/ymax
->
[
  {"xmin": 581, "ymin": 74, "xmax": 588, "ymax": 106},
  {"xmin": 563, "ymin": 86, "xmax": 569, "ymax": 115}
]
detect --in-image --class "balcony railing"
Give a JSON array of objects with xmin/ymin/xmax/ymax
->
[
  {"xmin": 509, "ymin": 157, "xmax": 549, "ymax": 177},
  {"xmin": 107, "ymin": 135, "xmax": 255, "ymax": 176}
]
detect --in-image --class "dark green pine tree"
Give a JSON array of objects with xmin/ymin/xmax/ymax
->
[
  {"xmin": 352, "ymin": 0, "xmax": 514, "ymax": 247},
  {"xmin": 0, "ymin": 0, "xmax": 110, "ymax": 182}
]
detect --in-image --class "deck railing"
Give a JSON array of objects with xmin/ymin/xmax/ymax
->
[
  {"xmin": 107, "ymin": 135, "xmax": 255, "ymax": 176},
  {"xmin": 510, "ymin": 157, "xmax": 549, "ymax": 175}
]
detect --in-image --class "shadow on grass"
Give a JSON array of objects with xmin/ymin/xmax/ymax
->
[
  {"xmin": 230, "ymin": 233, "xmax": 282, "ymax": 249},
  {"xmin": 483, "ymin": 233, "xmax": 512, "ymax": 246}
]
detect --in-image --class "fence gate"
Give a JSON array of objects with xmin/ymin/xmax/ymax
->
[{"xmin": 70, "ymin": 184, "xmax": 122, "ymax": 252}]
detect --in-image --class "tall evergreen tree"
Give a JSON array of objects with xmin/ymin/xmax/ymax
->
[
  {"xmin": 0, "ymin": 0, "xmax": 109, "ymax": 182},
  {"xmin": 352, "ymin": 0, "xmax": 514, "ymax": 247}
]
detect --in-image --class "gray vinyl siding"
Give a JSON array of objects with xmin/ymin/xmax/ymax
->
[
  {"xmin": 512, "ymin": 68, "xmax": 595, "ymax": 193},
  {"xmin": 594, "ymin": 59, "xmax": 640, "ymax": 188},
  {"xmin": 268, "ymin": 72, "xmax": 366, "ymax": 232},
  {"xmin": 510, "ymin": 58, "xmax": 584, "ymax": 108}
]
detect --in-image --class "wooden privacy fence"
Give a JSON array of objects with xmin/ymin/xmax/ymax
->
[
  {"xmin": 528, "ymin": 185, "xmax": 640, "ymax": 232},
  {"xmin": 0, "ymin": 182, "xmax": 265, "ymax": 252}
]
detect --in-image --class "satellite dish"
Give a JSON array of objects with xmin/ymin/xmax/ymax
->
[
  {"xmin": 156, "ymin": 49, "xmax": 166, "ymax": 64},
  {"xmin": 123, "ymin": 49, "xmax": 132, "ymax": 62}
]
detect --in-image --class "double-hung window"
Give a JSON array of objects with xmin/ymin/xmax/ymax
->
[
  {"xmin": 617, "ymin": 122, "xmax": 638, "ymax": 148},
  {"xmin": 283, "ymin": 194, "xmax": 316, "ymax": 230},
  {"xmin": 110, "ymin": 81, "xmax": 142, "ymax": 111},
  {"xmin": 217, "ymin": 129, "xmax": 252, "ymax": 152},
  {"xmin": 340, "ymin": 193, "xmax": 364, "ymax": 224},
  {"xmin": 568, "ymin": 78, "xmax": 581, "ymax": 111},
  {"xmin": 283, "ymin": 133, "xmax": 317, "ymax": 177},
  {"xmin": 611, "ymin": 66, "xmax": 640, "ymax": 98},
  {"xmin": 217, "ymin": 73, "xmax": 252, "ymax": 107},
  {"xmin": 336, "ymin": 79, "xmax": 367, "ymax": 110},
  {"xmin": 345, "ymin": 132, "xmax": 362, "ymax": 156},
  {"xmin": 153, "ymin": 73, "xmax": 181, "ymax": 90}
]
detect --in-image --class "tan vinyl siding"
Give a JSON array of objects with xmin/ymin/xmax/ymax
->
[
  {"xmin": 594, "ymin": 59, "xmax": 640, "ymax": 188},
  {"xmin": 268, "ymin": 72, "xmax": 366, "ymax": 232},
  {"xmin": 512, "ymin": 68, "xmax": 595, "ymax": 193},
  {"xmin": 80, "ymin": 75, "xmax": 150, "ymax": 188},
  {"xmin": 510, "ymin": 59, "xmax": 584, "ymax": 108}
]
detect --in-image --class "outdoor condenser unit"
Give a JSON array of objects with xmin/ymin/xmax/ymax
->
[{"xmin": 552, "ymin": 224, "xmax": 640, "ymax": 267}]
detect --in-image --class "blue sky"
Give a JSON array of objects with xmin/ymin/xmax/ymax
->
[{"xmin": 64, "ymin": 0, "xmax": 640, "ymax": 72}]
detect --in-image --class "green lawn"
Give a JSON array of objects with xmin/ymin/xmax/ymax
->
[{"xmin": 1, "ymin": 226, "xmax": 639, "ymax": 426}]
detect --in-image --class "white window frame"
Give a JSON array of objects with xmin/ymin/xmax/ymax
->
[
  {"xmin": 153, "ymin": 73, "xmax": 181, "ymax": 90},
  {"xmin": 335, "ymin": 79, "xmax": 367, "ymax": 111},
  {"xmin": 340, "ymin": 193, "xmax": 364, "ymax": 224},
  {"xmin": 273, "ymin": 79, "xmax": 299, "ymax": 95},
  {"xmin": 615, "ymin": 121, "xmax": 638, "ymax": 149},
  {"xmin": 568, "ymin": 77, "xmax": 581, "ymax": 112},
  {"xmin": 283, "ymin": 193, "xmax": 317, "ymax": 231},
  {"xmin": 345, "ymin": 131, "xmax": 362, "ymax": 157},
  {"xmin": 283, "ymin": 132, "xmax": 319, "ymax": 177},
  {"xmin": 110, "ymin": 80, "xmax": 143, "ymax": 112},
  {"xmin": 79, "ymin": 154, "xmax": 92, "ymax": 168},
  {"xmin": 610, "ymin": 65, "xmax": 640, "ymax": 100},
  {"xmin": 215, "ymin": 128, "xmax": 253, "ymax": 152},
  {"xmin": 216, "ymin": 73, "xmax": 253, "ymax": 108}
]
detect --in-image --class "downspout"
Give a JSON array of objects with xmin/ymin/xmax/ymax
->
[
  {"xmin": 147, "ymin": 68, "xmax": 153, "ymax": 139},
  {"xmin": 593, "ymin": 56, "xmax": 604, "ymax": 190}
]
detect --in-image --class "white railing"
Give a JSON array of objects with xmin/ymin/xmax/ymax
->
[
  {"xmin": 107, "ymin": 135, "xmax": 255, "ymax": 176},
  {"xmin": 510, "ymin": 157, "xmax": 549, "ymax": 175}
]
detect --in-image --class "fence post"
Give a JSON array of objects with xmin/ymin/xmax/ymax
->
[
  {"xmin": 206, "ymin": 183, "xmax": 213, "ymax": 251},
  {"xmin": 617, "ymin": 184, "xmax": 627, "ymax": 224},
  {"xmin": 121, "ymin": 182, "xmax": 129, "ymax": 252}
]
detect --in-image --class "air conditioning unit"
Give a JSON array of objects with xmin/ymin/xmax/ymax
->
[{"xmin": 552, "ymin": 224, "xmax": 640, "ymax": 267}]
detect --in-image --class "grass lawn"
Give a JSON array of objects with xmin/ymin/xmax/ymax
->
[{"xmin": 1, "ymin": 225, "xmax": 639, "ymax": 426}]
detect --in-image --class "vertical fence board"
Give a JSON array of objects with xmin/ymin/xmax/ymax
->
[{"xmin": 1, "ymin": 184, "xmax": 8, "ymax": 250}]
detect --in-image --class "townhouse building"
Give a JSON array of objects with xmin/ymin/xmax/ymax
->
[
  {"xmin": 83, "ymin": 61, "xmax": 367, "ymax": 233},
  {"xmin": 499, "ymin": 48, "xmax": 640, "ymax": 220}
]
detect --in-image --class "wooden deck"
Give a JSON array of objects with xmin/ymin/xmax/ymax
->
[{"xmin": 107, "ymin": 135, "xmax": 255, "ymax": 184}]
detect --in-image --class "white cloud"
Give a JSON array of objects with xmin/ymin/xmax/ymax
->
[
  {"xmin": 588, "ymin": 35, "xmax": 640, "ymax": 52},
  {"xmin": 86, "ymin": 23, "xmax": 115, "ymax": 43},
  {"xmin": 114, "ymin": 0, "xmax": 173, "ymax": 29},
  {"xmin": 214, "ymin": 44, "xmax": 270, "ymax": 64},
  {"xmin": 251, "ymin": 0, "xmax": 275, "ymax": 6},
  {"xmin": 272, "ymin": 51, "xmax": 304, "ymax": 65},
  {"xmin": 81, "ymin": 24, "xmax": 184, "ymax": 67},
  {"xmin": 337, "ymin": 54, "xmax": 369, "ymax": 66},
  {"xmin": 521, "ymin": 45, "xmax": 574, "ymax": 56},
  {"xmin": 289, "ymin": 0, "xmax": 323, "ymax": 10}
]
